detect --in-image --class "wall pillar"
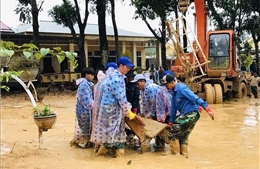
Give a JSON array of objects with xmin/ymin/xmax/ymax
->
[
  {"xmin": 141, "ymin": 48, "xmax": 146, "ymax": 69},
  {"xmin": 84, "ymin": 40, "xmax": 88, "ymax": 67},
  {"xmin": 69, "ymin": 43, "xmax": 75, "ymax": 72},
  {"xmin": 132, "ymin": 42, "xmax": 137, "ymax": 66},
  {"xmin": 122, "ymin": 41, "xmax": 126, "ymax": 53},
  {"xmin": 156, "ymin": 42, "xmax": 162, "ymax": 67}
]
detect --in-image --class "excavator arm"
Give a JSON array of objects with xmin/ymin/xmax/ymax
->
[{"xmin": 166, "ymin": 15, "xmax": 209, "ymax": 85}]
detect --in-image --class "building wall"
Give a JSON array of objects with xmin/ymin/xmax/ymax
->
[{"xmin": 2, "ymin": 33, "xmax": 155, "ymax": 74}]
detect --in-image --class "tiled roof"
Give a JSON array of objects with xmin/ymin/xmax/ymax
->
[
  {"xmin": 14, "ymin": 20, "xmax": 152, "ymax": 37},
  {"xmin": 0, "ymin": 21, "xmax": 14, "ymax": 33}
]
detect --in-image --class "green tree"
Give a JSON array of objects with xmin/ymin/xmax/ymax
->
[
  {"xmin": 207, "ymin": 0, "xmax": 245, "ymax": 32},
  {"xmin": 241, "ymin": 3, "xmax": 260, "ymax": 73},
  {"xmin": 207, "ymin": 0, "xmax": 260, "ymax": 73},
  {"xmin": 240, "ymin": 41, "xmax": 253, "ymax": 69},
  {"xmin": 95, "ymin": 0, "xmax": 109, "ymax": 68},
  {"xmin": 15, "ymin": 0, "xmax": 44, "ymax": 47},
  {"xmin": 108, "ymin": 0, "xmax": 120, "ymax": 60},
  {"xmin": 131, "ymin": 0, "xmax": 177, "ymax": 70},
  {"xmin": 48, "ymin": 0, "xmax": 90, "ymax": 70}
]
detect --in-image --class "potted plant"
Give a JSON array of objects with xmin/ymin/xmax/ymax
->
[
  {"xmin": 33, "ymin": 104, "xmax": 57, "ymax": 131},
  {"xmin": 0, "ymin": 40, "xmax": 78, "ymax": 81},
  {"xmin": 8, "ymin": 54, "xmax": 40, "ymax": 81},
  {"xmin": 134, "ymin": 66, "xmax": 144, "ymax": 74}
]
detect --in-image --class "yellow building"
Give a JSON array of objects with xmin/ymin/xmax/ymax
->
[
  {"xmin": 7, "ymin": 21, "xmax": 155, "ymax": 72},
  {"xmin": 1, "ymin": 21, "xmax": 156, "ymax": 83}
]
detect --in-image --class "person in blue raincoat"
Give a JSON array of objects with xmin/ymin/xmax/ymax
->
[
  {"xmin": 91, "ymin": 62, "xmax": 117, "ymax": 153},
  {"xmin": 156, "ymin": 70, "xmax": 174, "ymax": 123},
  {"xmin": 153, "ymin": 70, "xmax": 175, "ymax": 149},
  {"xmin": 93, "ymin": 57, "xmax": 135, "ymax": 157},
  {"xmin": 71, "ymin": 67, "xmax": 95, "ymax": 148},
  {"xmin": 131, "ymin": 74, "xmax": 159, "ymax": 119}
]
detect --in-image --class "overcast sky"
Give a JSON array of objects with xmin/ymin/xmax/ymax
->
[
  {"xmin": 0, "ymin": 0, "xmax": 198, "ymax": 37},
  {"xmin": 0, "ymin": 0, "xmax": 159, "ymax": 35}
]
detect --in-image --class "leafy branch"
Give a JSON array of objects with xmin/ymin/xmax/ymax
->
[
  {"xmin": 0, "ymin": 40, "xmax": 78, "ymax": 68},
  {"xmin": 0, "ymin": 71, "xmax": 23, "ymax": 91}
]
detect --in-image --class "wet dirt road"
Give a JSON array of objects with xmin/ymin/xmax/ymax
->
[{"xmin": 1, "ymin": 93, "xmax": 259, "ymax": 169}]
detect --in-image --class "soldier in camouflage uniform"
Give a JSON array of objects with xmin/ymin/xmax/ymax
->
[{"xmin": 161, "ymin": 74, "xmax": 214, "ymax": 158}]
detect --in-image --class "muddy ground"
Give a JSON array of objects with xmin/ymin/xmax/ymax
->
[{"xmin": 1, "ymin": 91, "xmax": 259, "ymax": 169}]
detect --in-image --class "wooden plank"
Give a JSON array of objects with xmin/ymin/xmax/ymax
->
[
  {"xmin": 125, "ymin": 117, "xmax": 147, "ymax": 142},
  {"xmin": 125, "ymin": 116, "xmax": 169, "ymax": 140},
  {"xmin": 159, "ymin": 128, "xmax": 170, "ymax": 144},
  {"xmin": 138, "ymin": 116, "xmax": 169, "ymax": 138},
  {"xmin": 125, "ymin": 116, "xmax": 171, "ymax": 153}
]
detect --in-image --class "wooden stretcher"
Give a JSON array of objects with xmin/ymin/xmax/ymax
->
[{"xmin": 125, "ymin": 115, "xmax": 170, "ymax": 153}]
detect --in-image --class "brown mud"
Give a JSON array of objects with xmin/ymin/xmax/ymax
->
[{"xmin": 1, "ymin": 91, "xmax": 259, "ymax": 169}]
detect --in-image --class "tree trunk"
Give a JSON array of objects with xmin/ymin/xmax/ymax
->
[
  {"xmin": 253, "ymin": 40, "xmax": 259, "ymax": 74},
  {"xmin": 109, "ymin": 0, "xmax": 119, "ymax": 61},
  {"xmin": 73, "ymin": 0, "xmax": 88, "ymax": 70},
  {"xmin": 31, "ymin": 0, "xmax": 39, "ymax": 47},
  {"xmin": 97, "ymin": 0, "xmax": 109, "ymax": 69},
  {"xmin": 141, "ymin": 14, "xmax": 168, "ymax": 70},
  {"xmin": 252, "ymin": 33, "xmax": 259, "ymax": 74},
  {"xmin": 161, "ymin": 17, "xmax": 167, "ymax": 70},
  {"xmin": 78, "ymin": 34, "xmax": 86, "ymax": 70}
]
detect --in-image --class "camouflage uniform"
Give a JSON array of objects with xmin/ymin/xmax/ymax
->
[{"xmin": 168, "ymin": 110, "xmax": 200, "ymax": 144}]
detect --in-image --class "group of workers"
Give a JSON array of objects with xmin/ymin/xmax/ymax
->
[{"xmin": 71, "ymin": 56, "xmax": 215, "ymax": 158}]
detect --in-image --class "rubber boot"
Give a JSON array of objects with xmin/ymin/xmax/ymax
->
[
  {"xmin": 155, "ymin": 136, "xmax": 165, "ymax": 150},
  {"xmin": 94, "ymin": 144, "xmax": 100, "ymax": 153},
  {"xmin": 180, "ymin": 144, "xmax": 188, "ymax": 158},
  {"xmin": 107, "ymin": 147, "xmax": 116, "ymax": 158},
  {"xmin": 180, "ymin": 138, "xmax": 188, "ymax": 158},
  {"xmin": 95, "ymin": 145, "xmax": 108, "ymax": 157},
  {"xmin": 69, "ymin": 139, "xmax": 76, "ymax": 147},
  {"xmin": 169, "ymin": 139, "xmax": 180, "ymax": 155},
  {"xmin": 115, "ymin": 148, "xmax": 125, "ymax": 157}
]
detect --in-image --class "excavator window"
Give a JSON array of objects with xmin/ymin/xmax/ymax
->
[{"xmin": 208, "ymin": 34, "xmax": 230, "ymax": 70}]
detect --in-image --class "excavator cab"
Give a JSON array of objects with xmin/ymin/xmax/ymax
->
[
  {"xmin": 208, "ymin": 33, "xmax": 230, "ymax": 70},
  {"xmin": 206, "ymin": 31, "xmax": 239, "ymax": 78}
]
